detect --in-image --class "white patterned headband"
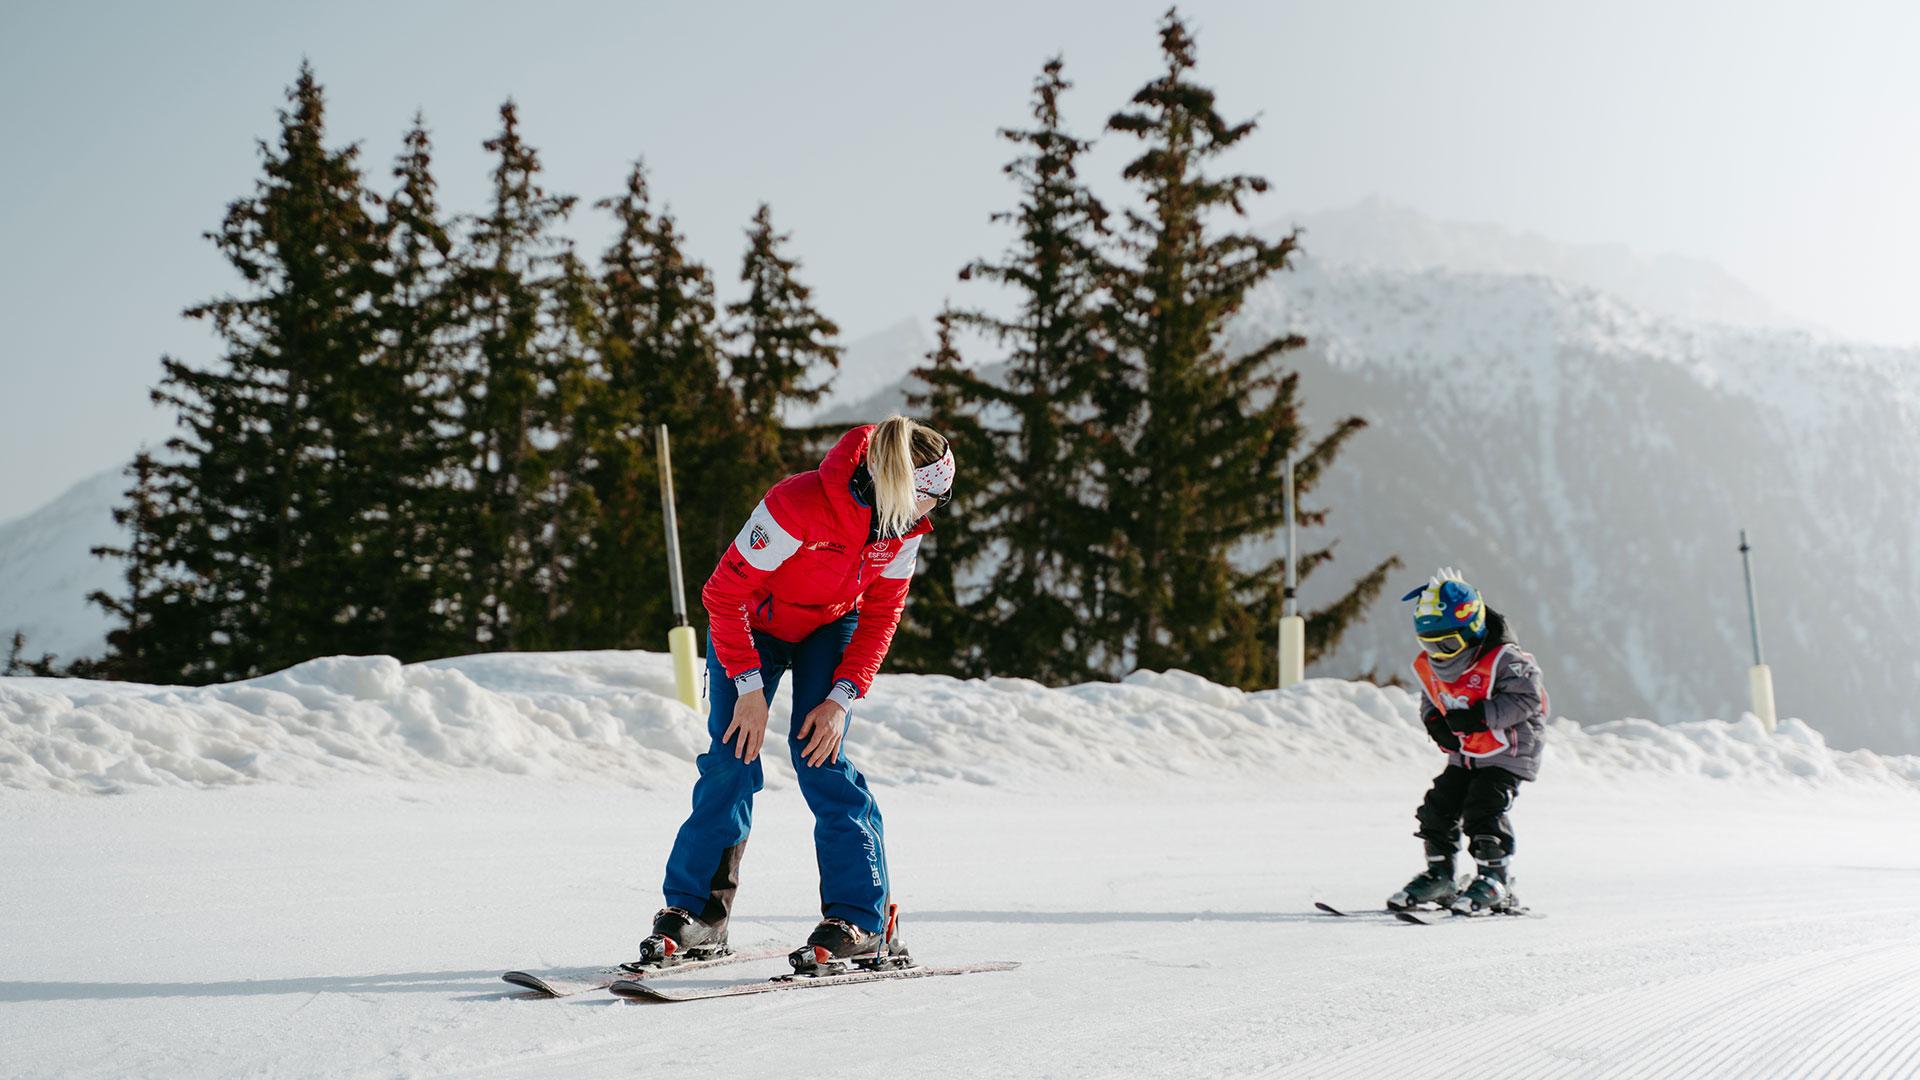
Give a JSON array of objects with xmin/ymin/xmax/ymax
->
[{"xmin": 913, "ymin": 446, "xmax": 956, "ymax": 497}]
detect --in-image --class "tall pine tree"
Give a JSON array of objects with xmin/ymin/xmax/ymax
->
[
  {"xmin": 568, "ymin": 163, "xmax": 666, "ymax": 648},
  {"xmin": 445, "ymin": 100, "xmax": 580, "ymax": 650},
  {"xmin": 85, "ymin": 452, "xmax": 189, "ymax": 682},
  {"xmin": 725, "ymin": 203, "xmax": 842, "ymax": 490},
  {"xmin": 367, "ymin": 111, "xmax": 464, "ymax": 660},
  {"xmin": 930, "ymin": 55, "xmax": 1114, "ymax": 683},
  {"xmin": 570, "ymin": 161, "xmax": 738, "ymax": 647},
  {"xmin": 530, "ymin": 248, "xmax": 604, "ymax": 644},
  {"xmin": 1100, "ymin": 10, "xmax": 1394, "ymax": 686},
  {"xmin": 894, "ymin": 307, "xmax": 992, "ymax": 675},
  {"xmin": 635, "ymin": 202, "xmax": 738, "ymax": 571},
  {"xmin": 134, "ymin": 61, "xmax": 388, "ymax": 681}
]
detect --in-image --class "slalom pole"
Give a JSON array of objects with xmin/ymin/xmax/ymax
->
[
  {"xmin": 658, "ymin": 424, "xmax": 700, "ymax": 710},
  {"xmin": 1738, "ymin": 529, "xmax": 1776, "ymax": 732},
  {"xmin": 1278, "ymin": 453, "xmax": 1306, "ymax": 688}
]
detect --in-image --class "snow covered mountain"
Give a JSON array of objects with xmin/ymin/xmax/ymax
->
[
  {"xmin": 803, "ymin": 205, "xmax": 1920, "ymax": 753},
  {"xmin": 0, "ymin": 465, "xmax": 124, "ymax": 662},
  {"xmin": 1290, "ymin": 197, "xmax": 1807, "ymax": 332},
  {"xmin": 1247, "ymin": 257, "xmax": 1920, "ymax": 753},
  {"xmin": 794, "ymin": 316, "xmax": 931, "ymax": 424}
]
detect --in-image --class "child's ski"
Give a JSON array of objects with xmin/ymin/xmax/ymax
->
[
  {"xmin": 502, "ymin": 947, "xmax": 788, "ymax": 997},
  {"xmin": 1393, "ymin": 907, "xmax": 1545, "ymax": 925},
  {"xmin": 608, "ymin": 961, "xmax": 1019, "ymax": 1002},
  {"xmin": 1316, "ymin": 901, "xmax": 1434, "ymax": 920}
]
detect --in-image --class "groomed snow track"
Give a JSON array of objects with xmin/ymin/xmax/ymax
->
[{"xmin": 5, "ymin": 652, "xmax": 1920, "ymax": 1077}]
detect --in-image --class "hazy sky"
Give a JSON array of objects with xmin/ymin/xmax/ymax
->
[{"xmin": 3, "ymin": 0, "xmax": 1917, "ymax": 520}]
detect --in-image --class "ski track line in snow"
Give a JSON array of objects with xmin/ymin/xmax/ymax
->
[{"xmin": 1264, "ymin": 932, "xmax": 1920, "ymax": 1079}]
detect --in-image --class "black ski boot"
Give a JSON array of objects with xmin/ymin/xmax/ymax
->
[
  {"xmin": 626, "ymin": 907, "xmax": 729, "ymax": 971},
  {"xmin": 1450, "ymin": 835, "xmax": 1517, "ymax": 915},
  {"xmin": 1388, "ymin": 842, "xmax": 1461, "ymax": 911},
  {"xmin": 788, "ymin": 905, "xmax": 911, "ymax": 976}
]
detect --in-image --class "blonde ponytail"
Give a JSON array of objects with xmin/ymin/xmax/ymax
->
[{"xmin": 869, "ymin": 415, "xmax": 949, "ymax": 538}]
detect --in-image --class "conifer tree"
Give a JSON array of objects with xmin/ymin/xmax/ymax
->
[
  {"xmin": 614, "ymin": 167, "xmax": 739, "ymax": 567},
  {"xmin": 725, "ymin": 203, "xmax": 841, "ymax": 491},
  {"xmin": 571, "ymin": 161, "xmax": 738, "ymax": 647},
  {"xmin": 529, "ymin": 249, "xmax": 604, "ymax": 645},
  {"xmin": 136, "ymin": 61, "xmax": 387, "ymax": 680},
  {"xmin": 933, "ymin": 55, "xmax": 1114, "ymax": 683},
  {"xmin": 1100, "ymin": 10, "xmax": 1394, "ymax": 686},
  {"xmin": 367, "ymin": 112, "xmax": 463, "ymax": 659},
  {"xmin": 86, "ymin": 453, "xmax": 179, "ymax": 681},
  {"xmin": 568, "ymin": 162, "xmax": 666, "ymax": 648},
  {"xmin": 893, "ymin": 308, "xmax": 991, "ymax": 675},
  {"xmin": 635, "ymin": 204, "xmax": 739, "ymax": 570},
  {"xmin": 445, "ymin": 100, "xmax": 580, "ymax": 650}
]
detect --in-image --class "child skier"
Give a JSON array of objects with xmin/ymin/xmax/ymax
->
[
  {"xmin": 637, "ymin": 416, "xmax": 954, "ymax": 975},
  {"xmin": 1388, "ymin": 569, "xmax": 1548, "ymax": 916}
]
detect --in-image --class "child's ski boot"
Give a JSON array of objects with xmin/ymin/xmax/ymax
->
[
  {"xmin": 788, "ymin": 905, "xmax": 912, "ymax": 976},
  {"xmin": 1388, "ymin": 843, "xmax": 1461, "ymax": 910},
  {"xmin": 627, "ymin": 907, "xmax": 729, "ymax": 970},
  {"xmin": 1450, "ymin": 835, "xmax": 1518, "ymax": 916}
]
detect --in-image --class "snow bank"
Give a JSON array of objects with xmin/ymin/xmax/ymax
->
[{"xmin": 3, "ymin": 651, "xmax": 1918, "ymax": 796}]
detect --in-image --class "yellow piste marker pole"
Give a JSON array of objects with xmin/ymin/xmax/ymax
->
[{"xmin": 658, "ymin": 424, "xmax": 700, "ymax": 711}]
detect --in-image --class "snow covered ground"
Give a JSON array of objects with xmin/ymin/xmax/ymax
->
[{"xmin": 6, "ymin": 652, "xmax": 1920, "ymax": 1078}]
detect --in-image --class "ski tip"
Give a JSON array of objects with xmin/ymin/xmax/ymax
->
[
  {"xmin": 1313, "ymin": 901, "xmax": 1348, "ymax": 916},
  {"xmin": 607, "ymin": 979, "xmax": 667, "ymax": 1002},
  {"xmin": 500, "ymin": 972, "xmax": 557, "ymax": 995},
  {"xmin": 1392, "ymin": 911, "xmax": 1430, "ymax": 926}
]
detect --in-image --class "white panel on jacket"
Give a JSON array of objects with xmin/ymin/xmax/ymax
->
[
  {"xmin": 882, "ymin": 536, "xmax": 921, "ymax": 580},
  {"xmin": 733, "ymin": 500, "xmax": 803, "ymax": 571}
]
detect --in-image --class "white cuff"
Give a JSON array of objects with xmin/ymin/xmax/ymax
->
[
  {"xmin": 733, "ymin": 669, "xmax": 764, "ymax": 694},
  {"xmin": 826, "ymin": 679, "xmax": 859, "ymax": 711}
]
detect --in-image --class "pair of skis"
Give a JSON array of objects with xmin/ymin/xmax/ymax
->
[
  {"xmin": 502, "ymin": 948, "xmax": 1017, "ymax": 1003},
  {"xmin": 1314, "ymin": 900, "xmax": 1543, "ymax": 925}
]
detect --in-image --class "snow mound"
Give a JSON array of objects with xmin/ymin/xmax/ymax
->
[{"xmin": 4, "ymin": 652, "xmax": 1917, "ymax": 796}]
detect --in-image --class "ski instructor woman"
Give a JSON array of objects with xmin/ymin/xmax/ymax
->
[{"xmin": 639, "ymin": 416, "xmax": 954, "ymax": 974}]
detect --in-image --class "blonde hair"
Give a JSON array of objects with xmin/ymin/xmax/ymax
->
[{"xmin": 870, "ymin": 415, "xmax": 949, "ymax": 538}]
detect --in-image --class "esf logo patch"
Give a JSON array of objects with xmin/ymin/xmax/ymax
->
[{"xmin": 749, "ymin": 525, "xmax": 771, "ymax": 550}]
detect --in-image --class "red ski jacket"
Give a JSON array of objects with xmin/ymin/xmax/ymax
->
[{"xmin": 701, "ymin": 425, "xmax": 932, "ymax": 709}]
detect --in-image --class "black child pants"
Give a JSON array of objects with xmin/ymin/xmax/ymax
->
[{"xmin": 1415, "ymin": 764, "xmax": 1522, "ymax": 856}]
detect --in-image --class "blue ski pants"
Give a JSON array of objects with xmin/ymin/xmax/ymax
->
[{"xmin": 661, "ymin": 613, "xmax": 891, "ymax": 932}]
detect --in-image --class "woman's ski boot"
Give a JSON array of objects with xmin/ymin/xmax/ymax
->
[
  {"xmin": 625, "ymin": 907, "xmax": 729, "ymax": 971},
  {"xmin": 1387, "ymin": 843, "xmax": 1461, "ymax": 911},
  {"xmin": 1449, "ymin": 835, "xmax": 1518, "ymax": 916},
  {"xmin": 788, "ymin": 905, "xmax": 912, "ymax": 976}
]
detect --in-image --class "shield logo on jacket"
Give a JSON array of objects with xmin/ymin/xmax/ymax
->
[{"xmin": 749, "ymin": 525, "xmax": 770, "ymax": 551}]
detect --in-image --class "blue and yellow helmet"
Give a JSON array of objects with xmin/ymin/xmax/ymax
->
[{"xmin": 1401, "ymin": 567, "xmax": 1487, "ymax": 661}]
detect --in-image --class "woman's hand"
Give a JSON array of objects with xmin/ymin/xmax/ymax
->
[
  {"xmin": 795, "ymin": 700, "xmax": 847, "ymax": 768},
  {"xmin": 724, "ymin": 690, "xmax": 771, "ymax": 763}
]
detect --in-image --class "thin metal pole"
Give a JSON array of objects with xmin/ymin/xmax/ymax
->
[
  {"xmin": 1738, "ymin": 529, "xmax": 1763, "ymax": 666},
  {"xmin": 658, "ymin": 424, "xmax": 689, "ymax": 627},
  {"xmin": 1277, "ymin": 454, "xmax": 1305, "ymax": 689}
]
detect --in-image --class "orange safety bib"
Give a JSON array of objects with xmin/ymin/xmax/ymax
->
[{"xmin": 1413, "ymin": 644, "xmax": 1525, "ymax": 758}]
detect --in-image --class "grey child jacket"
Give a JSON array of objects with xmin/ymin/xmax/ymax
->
[{"xmin": 1414, "ymin": 608, "xmax": 1548, "ymax": 782}]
